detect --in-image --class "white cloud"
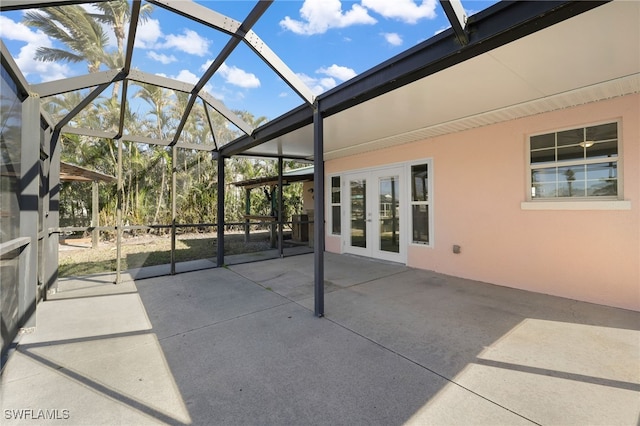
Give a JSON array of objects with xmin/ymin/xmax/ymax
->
[
  {"xmin": 170, "ymin": 69, "xmax": 217, "ymax": 95},
  {"xmin": 147, "ymin": 51, "xmax": 177, "ymax": 64},
  {"xmin": 136, "ymin": 18, "xmax": 162, "ymax": 48},
  {"xmin": 300, "ymin": 63, "xmax": 358, "ymax": 95},
  {"xmin": 319, "ymin": 77, "xmax": 337, "ymax": 88},
  {"xmin": 173, "ymin": 69, "xmax": 199, "ymax": 85},
  {"xmin": 297, "ymin": 73, "xmax": 327, "ymax": 95},
  {"xmin": 316, "ymin": 64, "xmax": 356, "ymax": 82},
  {"xmin": 280, "ymin": 0, "xmax": 376, "ymax": 35},
  {"xmin": 0, "ymin": 16, "xmax": 71, "ymax": 82},
  {"xmin": 201, "ymin": 61, "xmax": 260, "ymax": 89},
  {"xmin": 362, "ymin": 0, "xmax": 437, "ymax": 24},
  {"xmin": 218, "ymin": 63, "xmax": 260, "ymax": 89},
  {"xmin": 298, "ymin": 73, "xmax": 338, "ymax": 96},
  {"xmin": 382, "ymin": 32, "xmax": 403, "ymax": 46},
  {"xmin": 160, "ymin": 29, "xmax": 210, "ymax": 56}
]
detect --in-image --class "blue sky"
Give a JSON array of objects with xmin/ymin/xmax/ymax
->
[{"xmin": 1, "ymin": 0, "xmax": 498, "ymax": 120}]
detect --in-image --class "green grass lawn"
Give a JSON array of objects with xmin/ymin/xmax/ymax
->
[{"xmin": 58, "ymin": 233, "xmax": 273, "ymax": 277}]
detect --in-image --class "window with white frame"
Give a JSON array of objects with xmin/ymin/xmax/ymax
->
[
  {"xmin": 330, "ymin": 176, "xmax": 341, "ymax": 235},
  {"xmin": 410, "ymin": 163, "xmax": 430, "ymax": 245},
  {"xmin": 529, "ymin": 122, "xmax": 619, "ymax": 199}
]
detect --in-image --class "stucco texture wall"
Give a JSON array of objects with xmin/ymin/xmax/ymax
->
[{"xmin": 325, "ymin": 94, "xmax": 639, "ymax": 311}]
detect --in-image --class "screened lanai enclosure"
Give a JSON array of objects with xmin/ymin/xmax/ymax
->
[
  {"xmin": 3, "ymin": 0, "xmax": 632, "ymax": 366},
  {"xmin": 1, "ymin": 0, "xmax": 329, "ymax": 364}
]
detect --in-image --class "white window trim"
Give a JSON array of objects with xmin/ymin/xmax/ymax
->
[
  {"xmin": 407, "ymin": 158, "xmax": 434, "ymax": 248},
  {"xmin": 525, "ymin": 119, "xmax": 624, "ymax": 206},
  {"xmin": 521, "ymin": 200, "xmax": 631, "ymax": 210},
  {"xmin": 328, "ymin": 174, "xmax": 341, "ymax": 235}
]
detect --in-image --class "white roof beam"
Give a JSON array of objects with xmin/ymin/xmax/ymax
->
[
  {"xmin": 116, "ymin": 79, "xmax": 129, "ymax": 139},
  {"xmin": 202, "ymin": 99, "xmax": 218, "ymax": 151},
  {"xmin": 244, "ymin": 29, "xmax": 315, "ymax": 105},
  {"xmin": 175, "ymin": 142, "xmax": 215, "ymax": 152},
  {"xmin": 440, "ymin": 0, "xmax": 469, "ymax": 45},
  {"xmin": 146, "ymin": 0, "xmax": 241, "ymax": 36},
  {"xmin": 127, "ymin": 69, "xmax": 194, "ymax": 93},
  {"xmin": 122, "ymin": 0, "xmax": 141, "ymax": 75},
  {"xmin": 61, "ymin": 126, "xmax": 117, "ymax": 139},
  {"xmin": 121, "ymin": 134, "xmax": 172, "ymax": 147},
  {"xmin": 32, "ymin": 69, "xmax": 121, "ymax": 97}
]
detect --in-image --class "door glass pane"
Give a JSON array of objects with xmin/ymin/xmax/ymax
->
[
  {"xmin": 350, "ymin": 179, "xmax": 366, "ymax": 248},
  {"xmin": 379, "ymin": 176, "xmax": 399, "ymax": 253}
]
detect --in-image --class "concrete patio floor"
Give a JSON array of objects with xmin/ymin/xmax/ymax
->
[{"xmin": 1, "ymin": 253, "xmax": 639, "ymax": 425}]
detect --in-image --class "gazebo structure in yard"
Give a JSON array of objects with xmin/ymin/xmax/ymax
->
[
  {"xmin": 59, "ymin": 162, "xmax": 116, "ymax": 249},
  {"xmin": 1, "ymin": 0, "xmax": 638, "ymax": 366},
  {"xmin": 234, "ymin": 165, "xmax": 314, "ymax": 247}
]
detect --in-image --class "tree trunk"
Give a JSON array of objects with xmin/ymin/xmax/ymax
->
[{"xmin": 153, "ymin": 157, "xmax": 166, "ymax": 225}]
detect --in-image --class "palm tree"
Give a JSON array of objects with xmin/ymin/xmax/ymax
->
[
  {"xmin": 24, "ymin": 1, "xmax": 152, "ymax": 100},
  {"xmin": 23, "ymin": 5, "xmax": 113, "ymax": 74},
  {"xmin": 24, "ymin": 1, "xmax": 153, "ymax": 72},
  {"xmin": 89, "ymin": 1, "xmax": 153, "ymax": 60}
]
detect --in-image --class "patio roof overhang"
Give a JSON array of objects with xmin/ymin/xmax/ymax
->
[
  {"xmin": 60, "ymin": 162, "xmax": 116, "ymax": 183},
  {"xmin": 233, "ymin": 167, "xmax": 314, "ymax": 189},
  {"xmin": 221, "ymin": 0, "xmax": 639, "ymax": 161}
]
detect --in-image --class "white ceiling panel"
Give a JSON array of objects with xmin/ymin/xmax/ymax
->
[
  {"xmin": 489, "ymin": 0, "xmax": 640, "ymax": 97},
  {"xmin": 246, "ymin": 124, "xmax": 314, "ymax": 159}
]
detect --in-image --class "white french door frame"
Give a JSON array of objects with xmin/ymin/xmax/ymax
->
[{"xmin": 342, "ymin": 166, "xmax": 406, "ymax": 263}]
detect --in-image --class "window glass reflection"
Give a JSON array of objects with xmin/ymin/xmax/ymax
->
[
  {"xmin": 379, "ymin": 176, "xmax": 399, "ymax": 253},
  {"xmin": 350, "ymin": 179, "xmax": 366, "ymax": 248},
  {"xmin": 411, "ymin": 164, "xmax": 428, "ymax": 202}
]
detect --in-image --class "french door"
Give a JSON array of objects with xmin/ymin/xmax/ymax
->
[{"xmin": 344, "ymin": 167, "xmax": 405, "ymax": 263}]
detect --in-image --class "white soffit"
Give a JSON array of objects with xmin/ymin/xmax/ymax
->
[
  {"xmin": 245, "ymin": 124, "xmax": 314, "ymax": 159},
  {"xmin": 321, "ymin": 0, "xmax": 640, "ymax": 160}
]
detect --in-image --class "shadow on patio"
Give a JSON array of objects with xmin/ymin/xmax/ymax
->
[{"xmin": 1, "ymin": 253, "xmax": 639, "ymax": 425}]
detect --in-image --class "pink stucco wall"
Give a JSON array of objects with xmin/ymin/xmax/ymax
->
[{"xmin": 325, "ymin": 94, "xmax": 639, "ymax": 311}]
